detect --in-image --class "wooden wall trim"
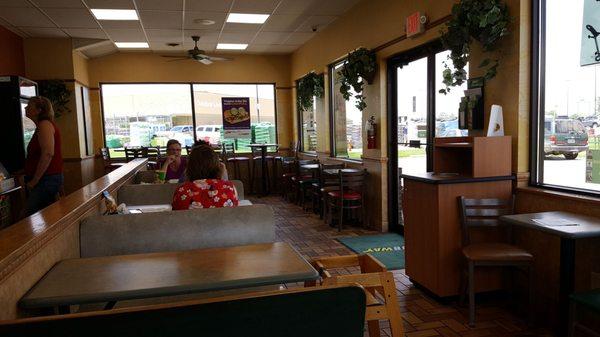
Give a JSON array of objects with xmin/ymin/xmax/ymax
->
[
  {"xmin": 0, "ymin": 159, "xmax": 147, "ymax": 283},
  {"xmin": 517, "ymin": 186, "xmax": 600, "ymax": 206}
]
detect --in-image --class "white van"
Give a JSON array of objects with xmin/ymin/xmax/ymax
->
[{"xmin": 196, "ymin": 125, "xmax": 221, "ymax": 145}]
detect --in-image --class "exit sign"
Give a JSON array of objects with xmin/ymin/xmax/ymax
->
[{"xmin": 406, "ymin": 12, "xmax": 425, "ymax": 37}]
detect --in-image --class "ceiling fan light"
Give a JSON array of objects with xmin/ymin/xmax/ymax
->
[
  {"xmin": 226, "ymin": 13, "xmax": 269, "ymax": 24},
  {"xmin": 217, "ymin": 43, "xmax": 248, "ymax": 50}
]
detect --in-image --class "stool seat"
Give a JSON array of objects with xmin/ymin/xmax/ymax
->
[
  {"xmin": 227, "ymin": 157, "xmax": 250, "ymax": 162},
  {"xmin": 328, "ymin": 190, "xmax": 362, "ymax": 201},
  {"xmin": 253, "ymin": 156, "xmax": 274, "ymax": 160},
  {"xmin": 462, "ymin": 243, "xmax": 533, "ymax": 262}
]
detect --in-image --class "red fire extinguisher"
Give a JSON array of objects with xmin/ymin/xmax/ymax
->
[{"xmin": 366, "ymin": 116, "xmax": 376, "ymax": 149}]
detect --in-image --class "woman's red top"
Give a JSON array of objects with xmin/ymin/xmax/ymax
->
[
  {"xmin": 24, "ymin": 120, "xmax": 63, "ymax": 177},
  {"xmin": 172, "ymin": 179, "xmax": 239, "ymax": 210}
]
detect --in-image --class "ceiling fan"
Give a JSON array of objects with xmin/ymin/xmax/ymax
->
[{"xmin": 161, "ymin": 36, "xmax": 231, "ymax": 65}]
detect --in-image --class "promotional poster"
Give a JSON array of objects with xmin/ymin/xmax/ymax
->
[{"xmin": 221, "ymin": 97, "xmax": 251, "ymax": 139}]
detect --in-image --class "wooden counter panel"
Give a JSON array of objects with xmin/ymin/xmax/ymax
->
[{"xmin": 0, "ymin": 159, "xmax": 146, "ymax": 320}]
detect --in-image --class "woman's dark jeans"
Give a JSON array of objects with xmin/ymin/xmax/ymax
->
[{"xmin": 26, "ymin": 174, "xmax": 64, "ymax": 215}]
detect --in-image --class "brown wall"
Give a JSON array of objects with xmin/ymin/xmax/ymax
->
[
  {"xmin": 0, "ymin": 25, "xmax": 24, "ymax": 76},
  {"xmin": 86, "ymin": 52, "xmax": 293, "ymax": 152}
]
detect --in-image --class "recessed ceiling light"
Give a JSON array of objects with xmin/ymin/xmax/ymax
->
[
  {"xmin": 91, "ymin": 9, "xmax": 138, "ymax": 21},
  {"xmin": 193, "ymin": 18, "xmax": 216, "ymax": 25},
  {"xmin": 217, "ymin": 43, "xmax": 248, "ymax": 50},
  {"xmin": 115, "ymin": 42, "xmax": 149, "ymax": 49},
  {"xmin": 226, "ymin": 13, "xmax": 269, "ymax": 24}
]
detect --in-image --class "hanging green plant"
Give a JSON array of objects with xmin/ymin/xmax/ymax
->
[
  {"xmin": 38, "ymin": 79, "xmax": 71, "ymax": 117},
  {"xmin": 296, "ymin": 71, "xmax": 324, "ymax": 112},
  {"xmin": 439, "ymin": 0, "xmax": 511, "ymax": 94},
  {"xmin": 339, "ymin": 47, "xmax": 377, "ymax": 111}
]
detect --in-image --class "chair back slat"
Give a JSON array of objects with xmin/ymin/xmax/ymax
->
[
  {"xmin": 124, "ymin": 147, "xmax": 146, "ymax": 161},
  {"xmin": 339, "ymin": 170, "xmax": 366, "ymax": 192},
  {"xmin": 458, "ymin": 196, "xmax": 514, "ymax": 246},
  {"xmin": 319, "ymin": 163, "xmax": 345, "ymax": 187}
]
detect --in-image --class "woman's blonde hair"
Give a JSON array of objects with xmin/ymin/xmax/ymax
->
[{"xmin": 29, "ymin": 96, "xmax": 55, "ymax": 121}]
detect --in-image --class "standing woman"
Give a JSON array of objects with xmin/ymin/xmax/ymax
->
[{"xmin": 24, "ymin": 96, "xmax": 64, "ymax": 215}]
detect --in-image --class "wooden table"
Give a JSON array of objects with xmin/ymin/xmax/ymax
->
[
  {"xmin": 500, "ymin": 211, "xmax": 600, "ymax": 334},
  {"xmin": 323, "ymin": 168, "xmax": 362, "ymax": 175},
  {"xmin": 249, "ymin": 143, "xmax": 279, "ymax": 196},
  {"xmin": 20, "ymin": 242, "xmax": 318, "ymax": 313}
]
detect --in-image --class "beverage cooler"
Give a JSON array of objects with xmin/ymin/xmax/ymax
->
[{"xmin": 0, "ymin": 76, "xmax": 38, "ymax": 173}]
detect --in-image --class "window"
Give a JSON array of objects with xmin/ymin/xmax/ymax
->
[
  {"xmin": 330, "ymin": 61, "xmax": 363, "ymax": 159},
  {"xmin": 298, "ymin": 93, "xmax": 318, "ymax": 153},
  {"xmin": 532, "ymin": 0, "xmax": 600, "ymax": 193},
  {"xmin": 192, "ymin": 84, "xmax": 276, "ymax": 152},
  {"xmin": 101, "ymin": 83, "xmax": 277, "ymax": 155},
  {"xmin": 101, "ymin": 84, "xmax": 193, "ymax": 157}
]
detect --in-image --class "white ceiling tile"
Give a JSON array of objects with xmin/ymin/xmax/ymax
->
[
  {"xmin": 0, "ymin": 0, "xmax": 31, "ymax": 6},
  {"xmin": 218, "ymin": 31, "xmax": 255, "ymax": 44},
  {"xmin": 148, "ymin": 42, "xmax": 186, "ymax": 51},
  {"xmin": 311, "ymin": 0, "xmax": 360, "ymax": 15},
  {"xmin": 136, "ymin": 0, "xmax": 182, "ymax": 10},
  {"xmin": 85, "ymin": 0, "xmax": 134, "ymax": 9},
  {"xmin": 261, "ymin": 14, "xmax": 303, "ymax": 32},
  {"xmin": 33, "ymin": 0, "xmax": 84, "ymax": 8},
  {"xmin": 19, "ymin": 27, "xmax": 68, "ymax": 37},
  {"xmin": 284, "ymin": 32, "xmax": 314, "ymax": 45},
  {"xmin": 106, "ymin": 28, "xmax": 146, "ymax": 41},
  {"xmin": 246, "ymin": 44, "xmax": 298, "ymax": 53},
  {"xmin": 0, "ymin": 7, "xmax": 55, "ymax": 27},
  {"xmin": 185, "ymin": 0, "xmax": 232, "ymax": 12},
  {"xmin": 64, "ymin": 28, "xmax": 108, "ymax": 39},
  {"xmin": 296, "ymin": 15, "xmax": 336, "ymax": 33},
  {"xmin": 139, "ymin": 10, "xmax": 181, "ymax": 29},
  {"xmin": 97, "ymin": 20, "xmax": 141, "ymax": 29},
  {"xmin": 43, "ymin": 8, "xmax": 99, "ymax": 28},
  {"xmin": 146, "ymin": 29, "xmax": 181, "ymax": 41},
  {"xmin": 183, "ymin": 30, "xmax": 219, "ymax": 43},
  {"xmin": 275, "ymin": 0, "xmax": 316, "ymax": 14},
  {"xmin": 231, "ymin": 0, "xmax": 279, "ymax": 13},
  {"xmin": 183, "ymin": 11, "xmax": 226, "ymax": 30},
  {"xmin": 252, "ymin": 31, "xmax": 288, "ymax": 44},
  {"xmin": 222, "ymin": 22, "xmax": 261, "ymax": 33}
]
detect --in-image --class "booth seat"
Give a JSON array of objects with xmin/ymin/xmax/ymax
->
[
  {"xmin": 80, "ymin": 204, "xmax": 273, "ymax": 258},
  {"xmin": 117, "ymin": 179, "xmax": 245, "ymax": 205}
]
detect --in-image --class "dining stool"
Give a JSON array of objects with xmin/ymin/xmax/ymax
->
[
  {"xmin": 458, "ymin": 196, "xmax": 534, "ymax": 327},
  {"xmin": 250, "ymin": 146, "xmax": 274, "ymax": 195},
  {"xmin": 222, "ymin": 142, "xmax": 250, "ymax": 188},
  {"xmin": 306, "ymin": 254, "xmax": 405, "ymax": 337}
]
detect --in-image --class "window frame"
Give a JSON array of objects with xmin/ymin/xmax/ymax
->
[
  {"xmin": 99, "ymin": 82, "xmax": 279, "ymax": 149},
  {"xmin": 328, "ymin": 59, "xmax": 363, "ymax": 161},
  {"xmin": 529, "ymin": 0, "xmax": 600, "ymax": 197}
]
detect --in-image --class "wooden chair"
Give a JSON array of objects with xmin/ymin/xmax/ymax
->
[
  {"xmin": 327, "ymin": 169, "xmax": 367, "ymax": 231},
  {"xmin": 306, "ymin": 254, "xmax": 404, "ymax": 337},
  {"xmin": 310, "ymin": 163, "xmax": 345, "ymax": 217},
  {"xmin": 144, "ymin": 147, "xmax": 161, "ymax": 170},
  {"xmin": 291, "ymin": 159, "xmax": 319, "ymax": 204},
  {"xmin": 100, "ymin": 147, "xmax": 125, "ymax": 173},
  {"xmin": 458, "ymin": 196, "xmax": 534, "ymax": 327},
  {"xmin": 124, "ymin": 147, "xmax": 146, "ymax": 162},
  {"xmin": 0, "ymin": 285, "xmax": 366, "ymax": 337}
]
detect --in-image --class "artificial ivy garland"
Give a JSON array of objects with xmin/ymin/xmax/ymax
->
[
  {"xmin": 339, "ymin": 47, "xmax": 377, "ymax": 111},
  {"xmin": 439, "ymin": 0, "xmax": 511, "ymax": 94},
  {"xmin": 296, "ymin": 72, "xmax": 324, "ymax": 112}
]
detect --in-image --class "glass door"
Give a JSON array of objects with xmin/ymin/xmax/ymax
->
[{"xmin": 387, "ymin": 42, "xmax": 468, "ymax": 232}]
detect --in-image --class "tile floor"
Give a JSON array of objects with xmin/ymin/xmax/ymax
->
[{"xmin": 249, "ymin": 195, "xmax": 554, "ymax": 337}]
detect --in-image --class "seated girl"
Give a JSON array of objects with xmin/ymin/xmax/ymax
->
[
  {"xmin": 172, "ymin": 144, "xmax": 238, "ymax": 210},
  {"xmin": 161, "ymin": 139, "xmax": 186, "ymax": 181}
]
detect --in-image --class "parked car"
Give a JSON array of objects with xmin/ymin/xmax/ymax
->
[
  {"xmin": 544, "ymin": 116, "xmax": 588, "ymax": 159},
  {"xmin": 196, "ymin": 125, "xmax": 222, "ymax": 145},
  {"xmin": 580, "ymin": 115, "xmax": 600, "ymax": 128},
  {"xmin": 170, "ymin": 125, "xmax": 193, "ymax": 134}
]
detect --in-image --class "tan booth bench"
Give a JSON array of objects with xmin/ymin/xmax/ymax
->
[
  {"xmin": 79, "ymin": 204, "xmax": 273, "ymax": 258},
  {"xmin": 117, "ymin": 180, "xmax": 245, "ymax": 206}
]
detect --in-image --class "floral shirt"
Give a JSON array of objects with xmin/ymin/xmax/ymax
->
[{"xmin": 172, "ymin": 179, "xmax": 239, "ymax": 210}]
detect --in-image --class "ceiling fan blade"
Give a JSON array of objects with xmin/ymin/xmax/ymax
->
[
  {"xmin": 161, "ymin": 55, "xmax": 187, "ymax": 58},
  {"xmin": 207, "ymin": 56, "xmax": 232, "ymax": 61},
  {"xmin": 199, "ymin": 58, "xmax": 213, "ymax": 65}
]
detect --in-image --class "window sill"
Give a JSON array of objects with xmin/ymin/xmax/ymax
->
[
  {"xmin": 299, "ymin": 152, "xmax": 318, "ymax": 157},
  {"xmin": 518, "ymin": 185, "xmax": 600, "ymax": 206},
  {"xmin": 331, "ymin": 157, "xmax": 363, "ymax": 164}
]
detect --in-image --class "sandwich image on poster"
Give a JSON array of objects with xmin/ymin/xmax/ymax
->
[{"xmin": 222, "ymin": 97, "xmax": 251, "ymax": 138}]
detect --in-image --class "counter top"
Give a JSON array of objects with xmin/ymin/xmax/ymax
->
[{"xmin": 400, "ymin": 171, "xmax": 515, "ymax": 184}]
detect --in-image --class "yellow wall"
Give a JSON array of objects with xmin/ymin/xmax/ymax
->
[
  {"xmin": 86, "ymin": 52, "xmax": 292, "ymax": 151},
  {"xmin": 291, "ymin": 0, "xmax": 530, "ymax": 230},
  {"xmin": 72, "ymin": 51, "xmax": 89, "ymax": 86}
]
